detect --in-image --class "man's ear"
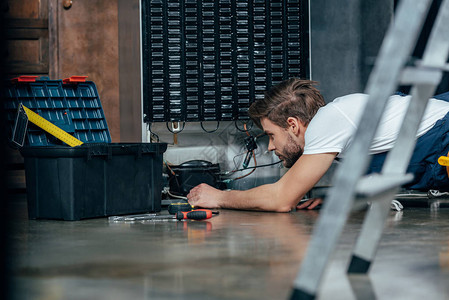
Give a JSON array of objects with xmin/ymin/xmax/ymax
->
[
  {"xmin": 286, "ymin": 117, "xmax": 300, "ymax": 135},
  {"xmin": 287, "ymin": 117, "xmax": 307, "ymax": 136}
]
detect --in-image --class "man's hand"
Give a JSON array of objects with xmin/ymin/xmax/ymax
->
[
  {"xmin": 296, "ymin": 198, "xmax": 323, "ymax": 210},
  {"xmin": 187, "ymin": 183, "xmax": 223, "ymax": 208}
]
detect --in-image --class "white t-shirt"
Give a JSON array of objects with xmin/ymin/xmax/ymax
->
[{"xmin": 304, "ymin": 93, "xmax": 449, "ymax": 158}]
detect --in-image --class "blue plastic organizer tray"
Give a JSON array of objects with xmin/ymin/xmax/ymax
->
[{"xmin": 4, "ymin": 76, "xmax": 111, "ymax": 146}]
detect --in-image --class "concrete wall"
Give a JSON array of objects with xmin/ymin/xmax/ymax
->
[{"xmin": 310, "ymin": 0, "xmax": 393, "ymax": 102}]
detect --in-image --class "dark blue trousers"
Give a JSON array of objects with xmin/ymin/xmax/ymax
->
[{"xmin": 368, "ymin": 92, "xmax": 449, "ymax": 191}]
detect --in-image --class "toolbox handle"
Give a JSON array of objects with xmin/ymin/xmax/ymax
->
[{"xmin": 63, "ymin": 76, "xmax": 88, "ymax": 84}]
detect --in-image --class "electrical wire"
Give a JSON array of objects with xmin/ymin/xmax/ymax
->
[
  {"xmin": 163, "ymin": 161, "xmax": 188, "ymax": 199},
  {"xmin": 232, "ymin": 151, "xmax": 257, "ymax": 180},
  {"xmin": 164, "ymin": 160, "xmax": 175, "ymax": 176},
  {"xmin": 244, "ymin": 123, "xmax": 250, "ymax": 136},
  {"xmin": 226, "ymin": 125, "xmax": 253, "ymax": 175},
  {"xmin": 151, "ymin": 132, "xmax": 160, "ymax": 143},
  {"xmin": 219, "ymin": 159, "xmax": 282, "ymax": 183},
  {"xmin": 232, "ymin": 152, "xmax": 246, "ymax": 171},
  {"xmin": 148, "ymin": 123, "xmax": 160, "ymax": 143},
  {"xmin": 234, "ymin": 120, "xmax": 254, "ymax": 132},
  {"xmin": 167, "ymin": 190, "xmax": 188, "ymax": 200},
  {"xmin": 227, "ymin": 160, "xmax": 282, "ymax": 174},
  {"xmin": 200, "ymin": 121, "xmax": 220, "ymax": 133}
]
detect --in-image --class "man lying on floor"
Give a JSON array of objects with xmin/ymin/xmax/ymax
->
[{"xmin": 187, "ymin": 78, "xmax": 449, "ymax": 212}]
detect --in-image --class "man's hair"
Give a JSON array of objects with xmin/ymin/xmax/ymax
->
[{"xmin": 248, "ymin": 78, "xmax": 325, "ymax": 129}]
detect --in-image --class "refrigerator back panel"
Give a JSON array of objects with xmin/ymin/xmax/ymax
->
[{"xmin": 141, "ymin": 0, "xmax": 309, "ymax": 122}]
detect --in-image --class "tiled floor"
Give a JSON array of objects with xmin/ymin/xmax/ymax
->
[{"xmin": 7, "ymin": 195, "xmax": 449, "ymax": 299}]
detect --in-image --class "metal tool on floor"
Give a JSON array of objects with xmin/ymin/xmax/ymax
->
[
  {"xmin": 12, "ymin": 103, "xmax": 84, "ymax": 147},
  {"xmin": 109, "ymin": 214, "xmax": 159, "ymax": 222},
  {"xmin": 291, "ymin": 0, "xmax": 449, "ymax": 299},
  {"xmin": 109, "ymin": 209, "xmax": 219, "ymax": 222}
]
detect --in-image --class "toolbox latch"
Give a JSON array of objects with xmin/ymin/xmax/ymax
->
[
  {"xmin": 63, "ymin": 76, "xmax": 88, "ymax": 84},
  {"xmin": 11, "ymin": 76, "xmax": 39, "ymax": 83},
  {"xmin": 86, "ymin": 144, "xmax": 113, "ymax": 161}
]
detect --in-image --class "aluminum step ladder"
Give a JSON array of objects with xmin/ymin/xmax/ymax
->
[{"xmin": 290, "ymin": 0, "xmax": 449, "ymax": 299}]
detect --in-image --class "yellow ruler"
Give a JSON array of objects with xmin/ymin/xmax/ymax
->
[{"xmin": 21, "ymin": 104, "xmax": 84, "ymax": 147}]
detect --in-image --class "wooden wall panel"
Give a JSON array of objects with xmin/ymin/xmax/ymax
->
[
  {"xmin": 7, "ymin": 40, "xmax": 40, "ymax": 63},
  {"xmin": 55, "ymin": 0, "xmax": 120, "ymax": 142},
  {"xmin": 3, "ymin": 0, "xmax": 49, "ymax": 191},
  {"xmin": 5, "ymin": 28, "xmax": 49, "ymax": 74}
]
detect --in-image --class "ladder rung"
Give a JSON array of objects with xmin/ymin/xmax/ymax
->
[
  {"xmin": 440, "ymin": 63, "xmax": 449, "ymax": 71},
  {"xmin": 400, "ymin": 66, "xmax": 442, "ymax": 85},
  {"xmin": 356, "ymin": 173, "xmax": 414, "ymax": 198},
  {"xmin": 415, "ymin": 60, "xmax": 449, "ymax": 72}
]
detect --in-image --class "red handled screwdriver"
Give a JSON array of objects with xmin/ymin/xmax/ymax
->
[{"xmin": 175, "ymin": 209, "xmax": 219, "ymax": 221}]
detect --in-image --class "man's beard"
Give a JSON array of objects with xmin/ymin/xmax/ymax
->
[{"xmin": 276, "ymin": 134, "xmax": 303, "ymax": 168}]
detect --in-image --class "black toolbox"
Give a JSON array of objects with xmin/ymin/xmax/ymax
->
[
  {"xmin": 21, "ymin": 143, "xmax": 166, "ymax": 220},
  {"xmin": 4, "ymin": 76, "xmax": 167, "ymax": 220}
]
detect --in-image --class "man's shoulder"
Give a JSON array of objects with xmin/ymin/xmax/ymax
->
[
  {"xmin": 319, "ymin": 93, "xmax": 369, "ymax": 118},
  {"xmin": 314, "ymin": 93, "xmax": 367, "ymax": 116},
  {"xmin": 330, "ymin": 93, "xmax": 369, "ymax": 105},
  {"xmin": 304, "ymin": 93, "xmax": 368, "ymax": 156},
  {"xmin": 308, "ymin": 93, "xmax": 369, "ymax": 132}
]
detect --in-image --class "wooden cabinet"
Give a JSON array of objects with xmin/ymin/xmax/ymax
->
[
  {"xmin": 4, "ymin": 0, "xmax": 120, "ymax": 140},
  {"xmin": 4, "ymin": 0, "xmax": 49, "ymax": 76}
]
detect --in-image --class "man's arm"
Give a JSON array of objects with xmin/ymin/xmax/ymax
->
[{"xmin": 187, "ymin": 152, "xmax": 337, "ymax": 212}]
